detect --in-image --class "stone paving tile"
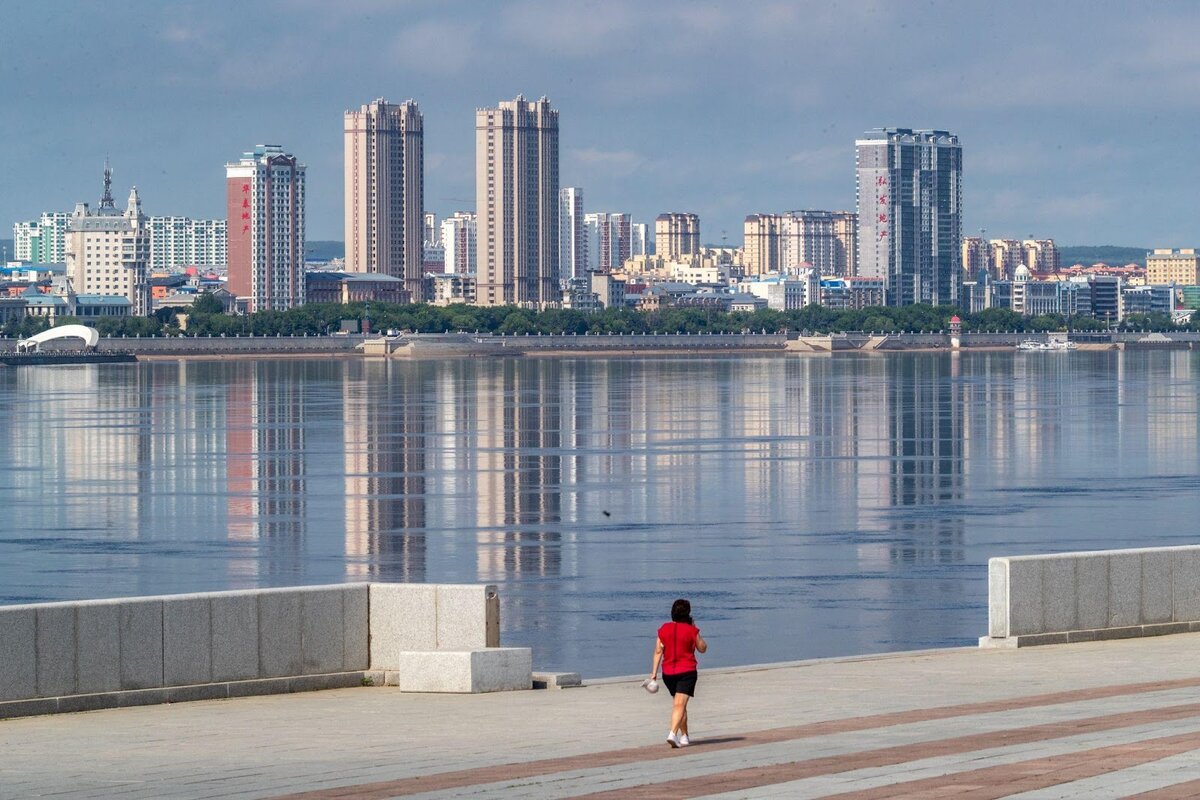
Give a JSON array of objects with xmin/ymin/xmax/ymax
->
[
  {"xmin": 8, "ymin": 636, "xmax": 1200, "ymax": 799},
  {"xmin": 692, "ymin": 719, "xmax": 1200, "ymax": 800}
]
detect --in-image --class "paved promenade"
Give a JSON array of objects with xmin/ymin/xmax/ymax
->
[{"xmin": 7, "ymin": 635, "xmax": 1200, "ymax": 798}]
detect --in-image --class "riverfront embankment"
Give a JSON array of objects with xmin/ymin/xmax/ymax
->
[
  {"xmin": 2, "ymin": 330, "xmax": 1195, "ymax": 359},
  {"xmin": 6, "ymin": 635, "xmax": 1200, "ymax": 798}
]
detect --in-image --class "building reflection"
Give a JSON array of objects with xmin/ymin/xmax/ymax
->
[
  {"xmin": 342, "ymin": 359, "xmax": 427, "ymax": 582},
  {"xmin": 475, "ymin": 360, "xmax": 563, "ymax": 581},
  {"xmin": 224, "ymin": 360, "xmax": 309, "ymax": 579}
]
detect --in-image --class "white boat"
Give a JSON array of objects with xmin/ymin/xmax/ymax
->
[{"xmin": 1017, "ymin": 339, "xmax": 1076, "ymax": 352}]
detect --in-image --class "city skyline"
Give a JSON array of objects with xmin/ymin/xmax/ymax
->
[{"xmin": 3, "ymin": 2, "xmax": 1199, "ymax": 246}]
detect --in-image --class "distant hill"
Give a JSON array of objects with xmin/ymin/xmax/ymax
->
[
  {"xmin": 305, "ymin": 240, "xmax": 344, "ymax": 261},
  {"xmin": 1058, "ymin": 245, "xmax": 1147, "ymax": 267}
]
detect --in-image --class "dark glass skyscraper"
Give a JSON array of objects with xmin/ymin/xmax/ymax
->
[{"xmin": 856, "ymin": 129, "xmax": 962, "ymax": 307}]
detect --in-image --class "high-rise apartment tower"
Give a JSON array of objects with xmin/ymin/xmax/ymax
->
[
  {"xmin": 856, "ymin": 129, "xmax": 961, "ymax": 306},
  {"xmin": 226, "ymin": 145, "xmax": 306, "ymax": 312},
  {"xmin": 655, "ymin": 213, "xmax": 700, "ymax": 260},
  {"xmin": 344, "ymin": 99, "xmax": 424, "ymax": 302},
  {"xmin": 476, "ymin": 95, "xmax": 560, "ymax": 307}
]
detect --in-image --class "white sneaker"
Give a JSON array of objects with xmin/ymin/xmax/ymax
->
[
  {"xmin": 678, "ymin": 734, "xmax": 690, "ymax": 747},
  {"xmin": 666, "ymin": 731, "xmax": 680, "ymax": 748}
]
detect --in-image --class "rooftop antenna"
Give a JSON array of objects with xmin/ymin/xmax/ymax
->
[{"xmin": 100, "ymin": 156, "xmax": 114, "ymax": 210}]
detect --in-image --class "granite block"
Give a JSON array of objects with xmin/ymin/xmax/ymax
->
[
  {"xmin": 988, "ymin": 559, "xmax": 1009, "ymax": 639},
  {"xmin": 166, "ymin": 683, "xmax": 228, "ymax": 704},
  {"xmin": 163, "ymin": 595, "xmax": 212, "ymax": 686},
  {"xmin": 1075, "ymin": 555, "xmax": 1110, "ymax": 631},
  {"xmin": 343, "ymin": 584, "xmax": 369, "ymax": 671},
  {"xmin": 470, "ymin": 648, "xmax": 531, "ymax": 692},
  {"xmin": 300, "ymin": 587, "xmax": 344, "ymax": 675},
  {"xmin": 368, "ymin": 584, "xmax": 436, "ymax": 669},
  {"xmin": 211, "ymin": 592, "xmax": 259, "ymax": 681},
  {"xmin": 1172, "ymin": 549, "xmax": 1200, "ymax": 621},
  {"xmin": 1006, "ymin": 560, "xmax": 1043, "ymax": 636},
  {"xmin": 57, "ymin": 692, "xmax": 116, "ymax": 715},
  {"xmin": 1108, "ymin": 553, "xmax": 1142, "ymax": 627},
  {"xmin": 532, "ymin": 671, "xmax": 582, "ymax": 689},
  {"xmin": 0, "ymin": 608, "xmax": 36, "ymax": 701},
  {"xmin": 0, "ymin": 698, "xmax": 59, "ymax": 719},
  {"xmin": 227, "ymin": 676, "xmax": 293, "ymax": 698},
  {"xmin": 35, "ymin": 605, "xmax": 76, "ymax": 697},
  {"xmin": 76, "ymin": 602, "xmax": 121, "ymax": 694},
  {"xmin": 1041, "ymin": 558, "xmax": 1076, "ymax": 633},
  {"xmin": 1142, "ymin": 551, "xmax": 1174, "ymax": 624},
  {"xmin": 392, "ymin": 648, "xmax": 531, "ymax": 693},
  {"xmin": 258, "ymin": 590, "xmax": 302, "ymax": 678},
  {"xmin": 120, "ymin": 599, "xmax": 164, "ymax": 690},
  {"xmin": 436, "ymin": 584, "xmax": 495, "ymax": 649}
]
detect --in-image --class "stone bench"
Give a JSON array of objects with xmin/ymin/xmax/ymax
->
[{"xmin": 980, "ymin": 545, "xmax": 1200, "ymax": 648}]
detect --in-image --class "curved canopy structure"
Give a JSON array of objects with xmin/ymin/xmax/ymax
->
[{"xmin": 16, "ymin": 324, "xmax": 101, "ymax": 353}]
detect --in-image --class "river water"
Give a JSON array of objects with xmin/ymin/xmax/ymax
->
[{"xmin": 1, "ymin": 352, "xmax": 1198, "ymax": 676}]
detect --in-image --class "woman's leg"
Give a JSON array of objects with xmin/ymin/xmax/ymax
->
[
  {"xmin": 669, "ymin": 692, "xmax": 690, "ymax": 735},
  {"xmin": 680, "ymin": 706, "xmax": 689, "ymax": 736}
]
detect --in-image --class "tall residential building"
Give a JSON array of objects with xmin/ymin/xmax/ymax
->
[
  {"xmin": 423, "ymin": 212, "xmax": 437, "ymax": 244},
  {"xmin": 743, "ymin": 210, "xmax": 857, "ymax": 277},
  {"xmin": 961, "ymin": 236, "xmax": 988, "ymax": 278},
  {"xmin": 148, "ymin": 216, "xmax": 227, "ymax": 271},
  {"xmin": 856, "ymin": 128, "xmax": 962, "ymax": 306},
  {"xmin": 631, "ymin": 222, "xmax": 648, "ymax": 257},
  {"xmin": 13, "ymin": 212, "xmax": 70, "ymax": 263},
  {"xmin": 440, "ymin": 212, "xmax": 477, "ymax": 274},
  {"xmin": 1023, "ymin": 239, "xmax": 1059, "ymax": 273},
  {"xmin": 344, "ymin": 98, "xmax": 424, "ymax": 302},
  {"xmin": 584, "ymin": 212, "xmax": 632, "ymax": 273},
  {"xmin": 655, "ymin": 212, "xmax": 700, "ymax": 260},
  {"xmin": 989, "ymin": 239, "xmax": 1023, "ymax": 279},
  {"xmin": 1147, "ymin": 248, "xmax": 1200, "ymax": 285},
  {"xmin": 475, "ymin": 95, "xmax": 560, "ymax": 307},
  {"xmin": 65, "ymin": 166, "xmax": 150, "ymax": 315},
  {"xmin": 559, "ymin": 187, "xmax": 586, "ymax": 279},
  {"xmin": 226, "ymin": 145, "xmax": 306, "ymax": 312}
]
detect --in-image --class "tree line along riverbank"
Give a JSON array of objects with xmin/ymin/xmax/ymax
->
[{"xmin": 0, "ymin": 300, "xmax": 1191, "ymax": 341}]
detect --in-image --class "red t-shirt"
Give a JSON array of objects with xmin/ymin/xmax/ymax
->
[{"xmin": 658, "ymin": 621, "xmax": 699, "ymax": 675}]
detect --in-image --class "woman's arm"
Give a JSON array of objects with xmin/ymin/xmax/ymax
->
[
  {"xmin": 650, "ymin": 637, "xmax": 664, "ymax": 678},
  {"xmin": 695, "ymin": 631, "xmax": 708, "ymax": 654}
]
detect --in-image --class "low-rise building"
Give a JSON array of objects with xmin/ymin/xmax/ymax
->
[
  {"xmin": 305, "ymin": 271, "xmax": 407, "ymax": 305},
  {"xmin": 0, "ymin": 297, "xmax": 27, "ymax": 325},
  {"xmin": 428, "ymin": 273, "xmax": 477, "ymax": 306},
  {"xmin": 75, "ymin": 295, "xmax": 132, "ymax": 318}
]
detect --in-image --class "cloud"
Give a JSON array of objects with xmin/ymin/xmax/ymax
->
[{"xmin": 390, "ymin": 19, "xmax": 481, "ymax": 75}]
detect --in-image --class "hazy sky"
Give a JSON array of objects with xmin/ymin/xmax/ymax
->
[{"xmin": 3, "ymin": 1, "xmax": 1198, "ymax": 245}]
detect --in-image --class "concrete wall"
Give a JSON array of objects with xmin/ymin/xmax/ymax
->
[
  {"xmin": 984, "ymin": 546, "xmax": 1200, "ymax": 647},
  {"xmin": 0, "ymin": 584, "xmax": 369, "ymax": 702},
  {"xmin": 0, "ymin": 581, "xmax": 514, "ymax": 707}
]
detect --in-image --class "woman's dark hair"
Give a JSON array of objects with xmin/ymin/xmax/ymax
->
[{"xmin": 671, "ymin": 598, "xmax": 693, "ymax": 625}]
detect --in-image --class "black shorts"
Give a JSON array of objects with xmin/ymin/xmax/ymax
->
[{"xmin": 663, "ymin": 671, "xmax": 697, "ymax": 697}]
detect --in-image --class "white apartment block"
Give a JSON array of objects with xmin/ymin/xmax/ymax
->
[
  {"xmin": 441, "ymin": 212, "xmax": 477, "ymax": 275},
  {"xmin": 148, "ymin": 216, "xmax": 227, "ymax": 271},
  {"xmin": 559, "ymin": 187, "xmax": 586, "ymax": 279},
  {"xmin": 13, "ymin": 212, "xmax": 70, "ymax": 263}
]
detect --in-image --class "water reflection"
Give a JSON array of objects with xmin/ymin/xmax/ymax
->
[{"xmin": 2, "ymin": 351, "xmax": 1200, "ymax": 674}]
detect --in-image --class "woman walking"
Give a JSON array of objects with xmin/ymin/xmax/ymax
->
[{"xmin": 649, "ymin": 598, "xmax": 707, "ymax": 748}]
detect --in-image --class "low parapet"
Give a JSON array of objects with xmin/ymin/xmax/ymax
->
[
  {"xmin": 981, "ymin": 545, "xmax": 1200, "ymax": 648},
  {"xmin": 16, "ymin": 324, "xmax": 100, "ymax": 353},
  {"xmin": 0, "ymin": 582, "xmax": 531, "ymax": 719}
]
